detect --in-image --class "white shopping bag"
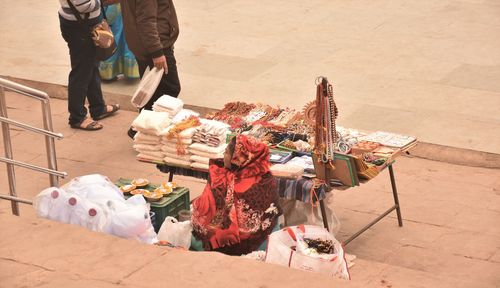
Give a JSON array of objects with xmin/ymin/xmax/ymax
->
[
  {"xmin": 265, "ymin": 225, "xmax": 350, "ymax": 279},
  {"xmin": 131, "ymin": 66, "xmax": 164, "ymax": 108},
  {"xmin": 157, "ymin": 216, "xmax": 192, "ymax": 249}
]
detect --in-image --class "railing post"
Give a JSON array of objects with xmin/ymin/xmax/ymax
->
[
  {"xmin": 0, "ymin": 86, "xmax": 20, "ymax": 215},
  {"xmin": 41, "ymin": 100, "xmax": 59, "ymax": 187}
]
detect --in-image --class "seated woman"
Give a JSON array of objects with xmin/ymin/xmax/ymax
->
[{"xmin": 191, "ymin": 135, "xmax": 282, "ymax": 255}]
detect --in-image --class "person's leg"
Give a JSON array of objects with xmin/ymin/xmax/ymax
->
[
  {"xmin": 87, "ymin": 59, "xmax": 107, "ymax": 119},
  {"xmin": 60, "ymin": 17, "xmax": 93, "ymax": 126},
  {"xmin": 141, "ymin": 47, "xmax": 181, "ymax": 111}
]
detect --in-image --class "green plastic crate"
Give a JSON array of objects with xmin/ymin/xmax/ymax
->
[{"xmin": 148, "ymin": 187, "xmax": 190, "ymax": 232}]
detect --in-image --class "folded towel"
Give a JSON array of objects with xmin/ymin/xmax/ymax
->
[
  {"xmin": 164, "ymin": 151, "xmax": 192, "ymax": 161},
  {"xmin": 190, "ymin": 155, "xmax": 210, "ymax": 164},
  {"xmin": 137, "ymin": 153, "xmax": 165, "ymax": 163},
  {"xmin": 161, "ymin": 138, "xmax": 193, "ymax": 145},
  {"xmin": 188, "ymin": 149, "xmax": 224, "ymax": 159},
  {"xmin": 131, "ymin": 110, "xmax": 171, "ymax": 135},
  {"xmin": 134, "ymin": 132, "xmax": 161, "ymax": 143},
  {"xmin": 189, "ymin": 143, "xmax": 227, "ymax": 154},
  {"xmin": 153, "ymin": 95, "xmax": 183, "ymax": 115},
  {"xmin": 172, "ymin": 109, "xmax": 200, "ymax": 124},
  {"xmin": 136, "ymin": 150, "xmax": 165, "ymax": 159},
  {"xmin": 191, "ymin": 162, "xmax": 209, "ymax": 170},
  {"xmin": 164, "ymin": 156, "xmax": 191, "ymax": 167},
  {"xmin": 160, "ymin": 127, "xmax": 197, "ymax": 138},
  {"xmin": 133, "ymin": 143, "xmax": 162, "ymax": 152}
]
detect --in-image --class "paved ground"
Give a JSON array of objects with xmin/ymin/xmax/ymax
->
[
  {"xmin": 1, "ymin": 0, "xmax": 500, "ymax": 154},
  {"xmin": 1, "ymin": 94, "xmax": 499, "ymax": 287}
]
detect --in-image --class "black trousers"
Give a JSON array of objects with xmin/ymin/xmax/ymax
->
[
  {"xmin": 59, "ymin": 15, "xmax": 106, "ymax": 125},
  {"xmin": 137, "ymin": 47, "xmax": 181, "ymax": 111}
]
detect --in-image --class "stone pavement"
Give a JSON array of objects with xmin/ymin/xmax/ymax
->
[
  {"xmin": 1, "ymin": 0, "xmax": 500, "ymax": 154},
  {"xmin": 1, "ymin": 93, "xmax": 499, "ymax": 287}
]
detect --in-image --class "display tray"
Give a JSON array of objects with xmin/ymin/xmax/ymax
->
[{"xmin": 115, "ymin": 178, "xmax": 185, "ymax": 204}]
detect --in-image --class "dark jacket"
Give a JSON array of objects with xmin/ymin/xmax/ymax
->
[{"xmin": 120, "ymin": 0, "xmax": 179, "ymax": 61}]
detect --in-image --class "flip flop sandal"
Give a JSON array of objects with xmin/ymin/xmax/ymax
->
[
  {"xmin": 70, "ymin": 120, "xmax": 103, "ymax": 131},
  {"xmin": 94, "ymin": 104, "xmax": 120, "ymax": 120}
]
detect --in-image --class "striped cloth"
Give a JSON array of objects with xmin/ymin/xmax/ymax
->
[
  {"xmin": 59, "ymin": 0, "xmax": 101, "ymax": 21},
  {"xmin": 155, "ymin": 164, "xmax": 328, "ymax": 203}
]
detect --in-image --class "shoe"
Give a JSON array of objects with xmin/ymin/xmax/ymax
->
[
  {"xmin": 128, "ymin": 127, "xmax": 137, "ymax": 139},
  {"xmin": 70, "ymin": 119, "xmax": 103, "ymax": 131},
  {"xmin": 94, "ymin": 104, "xmax": 120, "ymax": 120}
]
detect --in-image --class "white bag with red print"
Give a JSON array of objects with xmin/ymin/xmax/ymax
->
[{"xmin": 265, "ymin": 225, "xmax": 350, "ymax": 279}]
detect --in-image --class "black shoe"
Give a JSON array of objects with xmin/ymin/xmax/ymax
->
[{"xmin": 127, "ymin": 127, "xmax": 137, "ymax": 139}]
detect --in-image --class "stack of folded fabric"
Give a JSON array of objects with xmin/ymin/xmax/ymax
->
[
  {"xmin": 131, "ymin": 110, "xmax": 171, "ymax": 162},
  {"xmin": 172, "ymin": 109, "xmax": 200, "ymax": 124},
  {"xmin": 188, "ymin": 143, "xmax": 227, "ymax": 170},
  {"xmin": 152, "ymin": 95, "xmax": 183, "ymax": 116},
  {"xmin": 192, "ymin": 119, "xmax": 230, "ymax": 147},
  {"xmin": 160, "ymin": 116, "xmax": 201, "ymax": 167}
]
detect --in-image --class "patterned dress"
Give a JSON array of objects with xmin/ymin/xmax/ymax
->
[{"xmin": 192, "ymin": 135, "xmax": 282, "ymax": 255}]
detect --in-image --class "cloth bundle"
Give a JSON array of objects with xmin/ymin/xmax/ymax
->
[
  {"xmin": 133, "ymin": 132, "xmax": 164, "ymax": 163},
  {"xmin": 160, "ymin": 126, "xmax": 198, "ymax": 166},
  {"xmin": 172, "ymin": 109, "xmax": 200, "ymax": 124},
  {"xmin": 188, "ymin": 143, "xmax": 227, "ymax": 170},
  {"xmin": 152, "ymin": 95, "xmax": 183, "ymax": 116},
  {"xmin": 131, "ymin": 110, "xmax": 168, "ymax": 162},
  {"xmin": 192, "ymin": 119, "xmax": 229, "ymax": 147},
  {"xmin": 131, "ymin": 110, "xmax": 171, "ymax": 136}
]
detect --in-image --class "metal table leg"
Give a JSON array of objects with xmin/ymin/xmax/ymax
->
[
  {"xmin": 319, "ymin": 199, "xmax": 330, "ymax": 231},
  {"xmin": 342, "ymin": 163, "xmax": 403, "ymax": 246},
  {"xmin": 389, "ymin": 164, "xmax": 403, "ymax": 227}
]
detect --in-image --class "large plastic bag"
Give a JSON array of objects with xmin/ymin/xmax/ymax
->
[
  {"xmin": 107, "ymin": 195, "xmax": 157, "ymax": 244},
  {"xmin": 131, "ymin": 66, "xmax": 164, "ymax": 108},
  {"xmin": 34, "ymin": 174, "xmax": 157, "ymax": 244},
  {"xmin": 265, "ymin": 225, "xmax": 350, "ymax": 279},
  {"xmin": 157, "ymin": 216, "xmax": 192, "ymax": 249},
  {"xmin": 279, "ymin": 192, "xmax": 340, "ymax": 236}
]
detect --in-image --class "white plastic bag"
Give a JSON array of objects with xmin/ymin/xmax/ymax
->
[
  {"xmin": 279, "ymin": 192, "xmax": 340, "ymax": 236},
  {"xmin": 131, "ymin": 66, "xmax": 164, "ymax": 108},
  {"xmin": 157, "ymin": 216, "xmax": 192, "ymax": 249},
  {"xmin": 34, "ymin": 174, "xmax": 157, "ymax": 244},
  {"xmin": 265, "ymin": 225, "xmax": 350, "ymax": 279}
]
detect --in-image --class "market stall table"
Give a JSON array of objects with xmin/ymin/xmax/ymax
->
[{"xmin": 144, "ymin": 152, "xmax": 408, "ymax": 246}]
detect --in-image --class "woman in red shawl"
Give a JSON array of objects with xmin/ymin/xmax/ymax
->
[{"xmin": 191, "ymin": 135, "xmax": 281, "ymax": 255}]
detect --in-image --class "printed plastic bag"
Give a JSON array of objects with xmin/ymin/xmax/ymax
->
[
  {"xmin": 157, "ymin": 216, "xmax": 192, "ymax": 249},
  {"xmin": 265, "ymin": 225, "xmax": 350, "ymax": 279}
]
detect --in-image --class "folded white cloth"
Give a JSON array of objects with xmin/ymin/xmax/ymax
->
[
  {"xmin": 189, "ymin": 143, "xmax": 227, "ymax": 154},
  {"xmin": 160, "ymin": 145, "xmax": 179, "ymax": 154},
  {"xmin": 162, "ymin": 137, "xmax": 193, "ymax": 145},
  {"xmin": 133, "ymin": 139, "xmax": 161, "ymax": 146},
  {"xmin": 172, "ymin": 109, "xmax": 200, "ymax": 124},
  {"xmin": 190, "ymin": 155, "xmax": 210, "ymax": 164},
  {"xmin": 164, "ymin": 156, "xmax": 191, "ymax": 167},
  {"xmin": 191, "ymin": 162, "xmax": 209, "ymax": 170},
  {"xmin": 131, "ymin": 110, "xmax": 171, "ymax": 135},
  {"xmin": 164, "ymin": 151, "xmax": 192, "ymax": 161},
  {"xmin": 137, "ymin": 153, "xmax": 165, "ymax": 163},
  {"xmin": 153, "ymin": 95, "xmax": 183, "ymax": 115},
  {"xmin": 188, "ymin": 149, "xmax": 224, "ymax": 159},
  {"xmin": 160, "ymin": 127, "xmax": 197, "ymax": 138},
  {"xmin": 134, "ymin": 132, "xmax": 161, "ymax": 143},
  {"xmin": 137, "ymin": 150, "xmax": 165, "ymax": 159},
  {"xmin": 133, "ymin": 143, "xmax": 162, "ymax": 152}
]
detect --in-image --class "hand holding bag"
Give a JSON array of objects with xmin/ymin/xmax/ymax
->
[{"xmin": 66, "ymin": 0, "xmax": 117, "ymax": 61}]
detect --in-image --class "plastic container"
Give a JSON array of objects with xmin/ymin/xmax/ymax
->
[{"xmin": 148, "ymin": 187, "xmax": 190, "ymax": 232}]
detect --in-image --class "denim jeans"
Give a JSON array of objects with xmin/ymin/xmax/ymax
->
[{"xmin": 59, "ymin": 15, "xmax": 106, "ymax": 125}]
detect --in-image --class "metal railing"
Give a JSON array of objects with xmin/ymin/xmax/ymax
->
[{"xmin": 0, "ymin": 77, "xmax": 67, "ymax": 215}]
